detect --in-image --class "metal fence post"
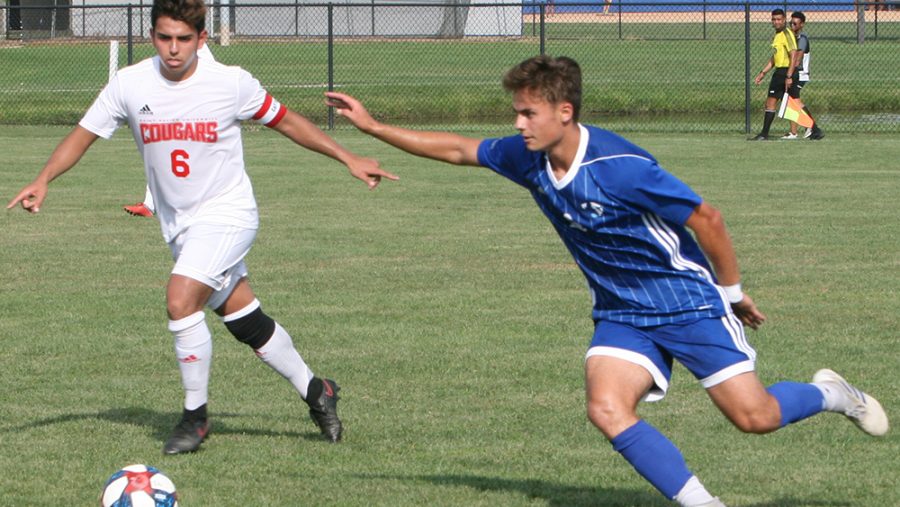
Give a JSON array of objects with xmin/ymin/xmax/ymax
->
[
  {"xmin": 127, "ymin": 3, "xmax": 133, "ymax": 65},
  {"xmin": 531, "ymin": 0, "xmax": 536, "ymax": 37},
  {"xmin": 744, "ymin": 1, "xmax": 751, "ymax": 134},
  {"xmin": 617, "ymin": 1, "xmax": 622, "ymax": 40},
  {"xmin": 539, "ymin": 3, "xmax": 545, "ymax": 55},
  {"xmin": 327, "ymin": 3, "xmax": 334, "ymax": 130},
  {"xmin": 51, "ymin": 0, "xmax": 57, "ymax": 39},
  {"xmin": 702, "ymin": 0, "xmax": 707, "ymax": 40},
  {"xmin": 857, "ymin": 2, "xmax": 865, "ymax": 44}
]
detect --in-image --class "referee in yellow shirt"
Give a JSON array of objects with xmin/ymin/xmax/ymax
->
[{"xmin": 751, "ymin": 9, "xmax": 799, "ymax": 141}]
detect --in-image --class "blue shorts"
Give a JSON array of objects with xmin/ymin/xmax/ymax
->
[{"xmin": 585, "ymin": 315, "xmax": 756, "ymax": 402}]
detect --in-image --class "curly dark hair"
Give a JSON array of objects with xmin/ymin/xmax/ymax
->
[
  {"xmin": 502, "ymin": 55, "xmax": 582, "ymax": 122},
  {"xmin": 151, "ymin": 0, "xmax": 206, "ymax": 33}
]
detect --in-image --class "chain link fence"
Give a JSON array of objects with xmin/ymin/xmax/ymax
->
[{"xmin": 1, "ymin": 2, "xmax": 897, "ymax": 132}]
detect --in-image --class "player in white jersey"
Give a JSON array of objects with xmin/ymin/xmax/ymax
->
[
  {"xmin": 8, "ymin": 0, "xmax": 397, "ymax": 454},
  {"xmin": 326, "ymin": 56, "xmax": 888, "ymax": 506},
  {"xmin": 124, "ymin": 42, "xmax": 216, "ymax": 217}
]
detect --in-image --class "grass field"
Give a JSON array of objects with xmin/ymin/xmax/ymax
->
[
  {"xmin": 1, "ymin": 126, "xmax": 899, "ymax": 506},
  {"xmin": 1, "ymin": 15, "xmax": 898, "ymax": 131}
]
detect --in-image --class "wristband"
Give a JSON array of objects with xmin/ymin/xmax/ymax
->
[{"xmin": 722, "ymin": 283, "xmax": 744, "ymax": 304}]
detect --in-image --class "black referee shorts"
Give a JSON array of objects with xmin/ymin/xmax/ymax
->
[{"xmin": 768, "ymin": 69, "xmax": 801, "ymax": 99}]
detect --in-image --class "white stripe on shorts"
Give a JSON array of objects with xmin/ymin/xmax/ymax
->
[
  {"xmin": 721, "ymin": 313, "xmax": 756, "ymax": 361},
  {"xmin": 700, "ymin": 360, "xmax": 756, "ymax": 389},
  {"xmin": 585, "ymin": 346, "xmax": 669, "ymax": 402}
]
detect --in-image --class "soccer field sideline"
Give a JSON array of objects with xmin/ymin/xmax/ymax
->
[{"xmin": 3, "ymin": 13, "xmax": 899, "ymax": 131}]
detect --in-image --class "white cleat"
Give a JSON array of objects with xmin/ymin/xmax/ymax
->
[
  {"xmin": 696, "ymin": 498, "xmax": 727, "ymax": 507},
  {"xmin": 813, "ymin": 369, "xmax": 889, "ymax": 436}
]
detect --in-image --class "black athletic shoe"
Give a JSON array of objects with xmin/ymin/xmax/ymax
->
[
  {"xmin": 307, "ymin": 377, "xmax": 342, "ymax": 442},
  {"xmin": 808, "ymin": 128, "xmax": 825, "ymax": 140},
  {"xmin": 163, "ymin": 415, "xmax": 209, "ymax": 455},
  {"xmin": 749, "ymin": 133, "xmax": 769, "ymax": 141}
]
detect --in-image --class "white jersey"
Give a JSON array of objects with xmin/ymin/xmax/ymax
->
[
  {"xmin": 197, "ymin": 42, "xmax": 215, "ymax": 61},
  {"xmin": 80, "ymin": 55, "xmax": 286, "ymax": 242}
]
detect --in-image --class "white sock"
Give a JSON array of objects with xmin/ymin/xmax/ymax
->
[
  {"xmin": 143, "ymin": 186, "xmax": 155, "ymax": 214},
  {"xmin": 674, "ymin": 476, "xmax": 716, "ymax": 506},
  {"xmin": 253, "ymin": 322, "xmax": 314, "ymax": 399},
  {"xmin": 813, "ymin": 382, "xmax": 846, "ymax": 412},
  {"xmin": 168, "ymin": 311, "xmax": 212, "ymax": 411}
]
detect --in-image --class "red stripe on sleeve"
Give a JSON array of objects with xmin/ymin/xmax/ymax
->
[
  {"xmin": 265, "ymin": 104, "xmax": 288, "ymax": 128},
  {"xmin": 252, "ymin": 94, "xmax": 273, "ymax": 120}
]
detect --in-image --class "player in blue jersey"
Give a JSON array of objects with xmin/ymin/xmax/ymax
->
[{"xmin": 326, "ymin": 55, "xmax": 889, "ymax": 506}]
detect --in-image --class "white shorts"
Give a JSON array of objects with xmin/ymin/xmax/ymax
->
[{"xmin": 168, "ymin": 223, "xmax": 257, "ymax": 310}]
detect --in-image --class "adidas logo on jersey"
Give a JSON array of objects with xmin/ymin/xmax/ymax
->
[
  {"xmin": 139, "ymin": 104, "xmax": 153, "ymax": 115},
  {"xmin": 581, "ymin": 201, "xmax": 604, "ymax": 217}
]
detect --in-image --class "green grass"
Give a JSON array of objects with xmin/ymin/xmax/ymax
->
[
  {"xmin": 1, "ymin": 17, "xmax": 898, "ymax": 131},
  {"xmin": 1, "ymin": 126, "xmax": 899, "ymax": 506}
]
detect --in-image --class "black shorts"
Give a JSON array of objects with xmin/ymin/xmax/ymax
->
[{"xmin": 768, "ymin": 69, "xmax": 801, "ymax": 99}]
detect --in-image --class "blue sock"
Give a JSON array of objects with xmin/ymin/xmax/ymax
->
[
  {"xmin": 611, "ymin": 420, "xmax": 693, "ymax": 500},
  {"xmin": 767, "ymin": 381, "xmax": 825, "ymax": 427}
]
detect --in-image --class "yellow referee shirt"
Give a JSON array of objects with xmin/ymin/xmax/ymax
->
[{"xmin": 771, "ymin": 29, "xmax": 797, "ymax": 68}]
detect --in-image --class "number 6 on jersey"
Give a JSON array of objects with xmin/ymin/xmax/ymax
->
[{"xmin": 171, "ymin": 149, "xmax": 190, "ymax": 177}]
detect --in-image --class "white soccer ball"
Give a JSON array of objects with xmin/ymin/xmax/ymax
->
[{"xmin": 100, "ymin": 464, "xmax": 179, "ymax": 507}]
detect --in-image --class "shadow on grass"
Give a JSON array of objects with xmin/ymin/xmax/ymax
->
[
  {"xmin": 10, "ymin": 406, "xmax": 326, "ymax": 443},
  {"xmin": 359, "ymin": 473, "xmax": 854, "ymax": 507},
  {"xmin": 358, "ymin": 473, "xmax": 669, "ymax": 506},
  {"xmin": 741, "ymin": 502, "xmax": 852, "ymax": 507}
]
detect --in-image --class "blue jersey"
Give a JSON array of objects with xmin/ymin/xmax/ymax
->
[{"xmin": 477, "ymin": 124, "xmax": 730, "ymax": 327}]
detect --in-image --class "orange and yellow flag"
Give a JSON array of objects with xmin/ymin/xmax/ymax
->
[{"xmin": 777, "ymin": 93, "xmax": 814, "ymax": 128}]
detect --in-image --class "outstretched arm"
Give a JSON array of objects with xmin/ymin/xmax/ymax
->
[
  {"xmin": 685, "ymin": 202, "xmax": 767, "ymax": 329},
  {"xmin": 325, "ymin": 92, "xmax": 483, "ymax": 167},
  {"xmin": 271, "ymin": 108, "xmax": 398, "ymax": 189},
  {"xmin": 7, "ymin": 126, "xmax": 99, "ymax": 213}
]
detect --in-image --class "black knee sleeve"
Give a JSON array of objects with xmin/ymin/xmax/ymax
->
[{"xmin": 225, "ymin": 307, "xmax": 276, "ymax": 350}]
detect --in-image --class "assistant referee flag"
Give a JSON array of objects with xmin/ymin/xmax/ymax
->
[{"xmin": 778, "ymin": 93, "xmax": 814, "ymax": 128}]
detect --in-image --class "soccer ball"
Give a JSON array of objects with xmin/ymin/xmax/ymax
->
[{"xmin": 100, "ymin": 464, "xmax": 178, "ymax": 507}]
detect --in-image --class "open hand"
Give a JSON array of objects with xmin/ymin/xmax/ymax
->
[{"xmin": 325, "ymin": 92, "xmax": 377, "ymax": 132}]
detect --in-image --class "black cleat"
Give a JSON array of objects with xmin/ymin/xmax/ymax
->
[
  {"xmin": 163, "ymin": 414, "xmax": 209, "ymax": 455},
  {"xmin": 748, "ymin": 133, "xmax": 769, "ymax": 141},
  {"xmin": 808, "ymin": 128, "xmax": 825, "ymax": 140},
  {"xmin": 307, "ymin": 377, "xmax": 342, "ymax": 442}
]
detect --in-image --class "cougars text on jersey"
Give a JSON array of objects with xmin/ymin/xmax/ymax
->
[{"xmin": 140, "ymin": 121, "xmax": 219, "ymax": 144}]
